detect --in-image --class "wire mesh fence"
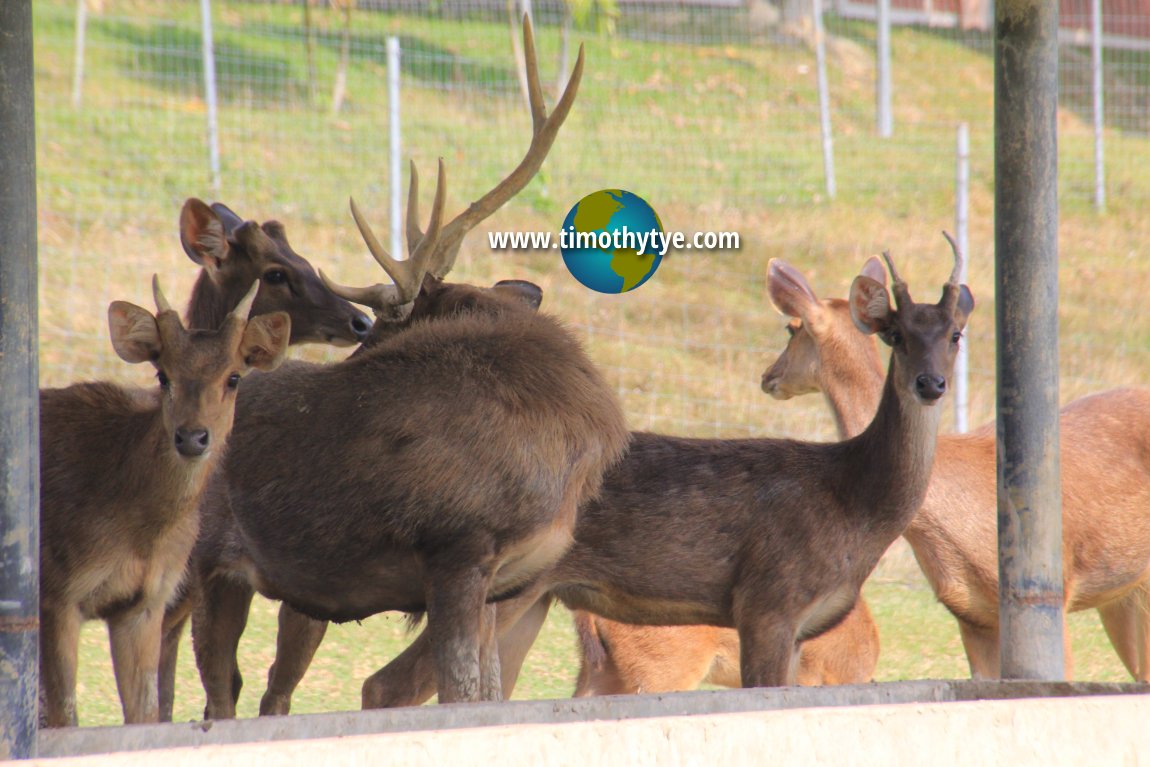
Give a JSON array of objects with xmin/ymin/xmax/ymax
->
[{"xmin": 33, "ymin": 0, "xmax": 1150, "ymax": 442}]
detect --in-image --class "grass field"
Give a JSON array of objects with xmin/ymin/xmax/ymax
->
[{"xmin": 27, "ymin": 0, "xmax": 1150, "ymax": 726}]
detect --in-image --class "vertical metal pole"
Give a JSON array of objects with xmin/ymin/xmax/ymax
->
[
  {"xmin": 0, "ymin": 0, "xmax": 41, "ymax": 757},
  {"xmin": 1091, "ymin": 0, "xmax": 1105, "ymax": 211},
  {"xmin": 71, "ymin": 0, "xmax": 88, "ymax": 109},
  {"xmin": 387, "ymin": 36, "xmax": 402, "ymax": 260},
  {"xmin": 199, "ymin": 0, "xmax": 222, "ymax": 197},
  {"xmin": 954, "ymin": 122, "xmax": 969, "ymax": 433},
  {"xmin": 995, "ymin": 0, "xmax": 1064, "ymax": 680},
  {"xmin": 876, "ymin": 0, "xmax": 892, "ymax": 137},
  {"xmin": 813, "ymin": 0, "xmax": 836, "ymax": 200}
]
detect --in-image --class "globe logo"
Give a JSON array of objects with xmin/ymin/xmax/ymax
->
[{"xmin": 560, "ymin": 189, "xmax": 664, "ymax": 294}]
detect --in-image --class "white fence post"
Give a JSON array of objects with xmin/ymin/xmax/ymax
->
[
  {"xmin": 199, "ymin": 0, "xmax": 221, "ymax": 197},
  {"xmin": 813, "ymin": 0, "xmax": 836, "ymax": 199},
  {"xmin": 1091, "ymin": 0, "xmax": 1105, "ymax": 211},
  {"xmin": 388, "ymin": 36, "xmax": 402, "ymax": 260},
  {"xmin": 954, "ymin": 122, "xmax": 969, "ymax": 433},
  {"xmin": 876, "ymin": 0, "xmax": 892, "ymax": 137},
  {"xmin": 71, "ymin": 0, "xmax": 87, "ymax": 109}
]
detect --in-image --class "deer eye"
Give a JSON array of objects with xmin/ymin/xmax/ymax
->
[
  {"xmin": 226, "ymin": 373, "xmax": 241, "ymax": 389},
  {"xmin": 263, "ymin": 269, "xmax": 288, "ymax": 286},
  {"xmin": 157, "ymin": 371, "xmax": 170, "ymax": 389},
  {"xmin": 951, "ymin": 331, "xmax": 963, "ymax": 344}
]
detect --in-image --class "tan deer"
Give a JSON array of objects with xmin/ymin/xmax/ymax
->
[
  {"xmin": 355, "ymin": 237, "xmax": 974, "ymax": 707},
  {"xmin": 174, "ymin": 16, "xmax": 628, "ymax": 713},
  {"xmin": 38, "ymin": 279, "xmax": 289, "ymax": 727},
  {"xmin": 761, "ymin": 256, "xmax": 1150, "ymax": 681}
]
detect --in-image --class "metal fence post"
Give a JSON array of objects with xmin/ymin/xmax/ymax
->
[
  {"xmin": 876, "ymin": 0, "xmax": 892, "ymax": 137},
  {"xmin": 0, "ymin": 0, "xmax": 41, "ymax": 757},
  {"xmin": 995, "ymin": 0, "xmax": 1064, "ymax": 681},
  {"xmin": 388, "ymin": 36, "xmax": 402, "ymax": 260},
  {"xmin": 199, "ymin": 0, "xmax": 222, "ymax": 197},
  {"xmin": 1092, "ymin": 0, "xmax": 1105, "ymax": 211},
  {"xmin": 71, "ymin": 0, "xmax": 88, "ymax": 109},
  {"xmin": 954, "ymin": 122, "xmax": 969, "ymax": 434},
  {"xmin": 813, "ymin": 0, "xmax": 836, "ymax": 200}
]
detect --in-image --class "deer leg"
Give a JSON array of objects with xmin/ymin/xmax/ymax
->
[
  {"xmin": 496, "ymin": 594, "xmax": 551, "ymax": 698},
  {"xmin": 157, "ymin": 608, "xmax": 189, "ymax": 722},
  {"xmin": 107, "ymin": 605, "xmax": 164, "ymax": 724},
  {"xmin": 1097, "ymin": 586, "xmax": 1150, "ymax": 681},
  {"xmin": 737, "ymin": 614, "xmax": 801, "ymax": 688},
  {"xmin": 427, "ymin": 563, "xmax": 492, "ymax": 704},
  {"xmin": 193, "ymin": 575, "xmax": 254, "ymax": 720},
  {"xmin": 479, "ymin": 602, "xmax": 502, "ymax": 702},
  {"xmin": 259, "ymin": 603, "xmax": 328, "ymax": 716},
  {"xmin": 956, "ymin": 618, "xmax": 1001, "ymax": 679},
  {"xmin": 39, "ymin": 605, "xmax": 82, "ymax": 728}
]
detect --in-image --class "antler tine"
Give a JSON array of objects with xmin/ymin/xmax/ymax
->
[
  {"xmin": 229, "ymin": 279, "xmax": 261, "ymax": 320},
  {"xmin": 881, "ymin": 250, "xmax": 913, "ymax": 308},
  {"xmin": 941, "ymin": 230, "xmax": 964, "ymax": 285},
  {"xmin": 405, "ymin": 158, "xmax": 448, "ymax": 280},
  {"xmin": 405, "ymin": 159, "xmax": 424, "ymax": 257},
  {"xmin": 152, "ymin": 274, "xmax": 174, "ymax": 315},
  {"xmin": 426, "ymin": 16, "xmax": 586, "ymax": 279},
  {"xmin": 319, "ymin": 269, "xmax": 395, "ymax": 315},
  {"xmin": 349, "ymin": 195, "xmax": 423, "ymax": 303}
]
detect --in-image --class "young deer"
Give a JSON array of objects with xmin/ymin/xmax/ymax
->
[
  {"xmin": 157, "ymin": 199, "xmax": 377, "ymax": 721},
  {"xmin": 356, "ymin": 237, "xmax": 974, "ymax": 707},
  {"xmin": 762, "ymin": 257, "xmax": 1150, "ymax": 681},
  {"xmin": 179, "ymin": 198, "xmax": 371, "ymax": 344},
  {"xmin": 39, "ymin": 279, "xmax": 289, "ymax": 727},
  {"xmin": 180, "ymin": 17, "xmax": 626, "ymax": 713},
  {"xmin": 565, "ymin": 262, "xmax": 892, "ymax": 698}
]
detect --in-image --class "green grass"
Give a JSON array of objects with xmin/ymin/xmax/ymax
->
[{"xmin": 29, "ymin": 0, "xmax": 1150, "ymax": 726}]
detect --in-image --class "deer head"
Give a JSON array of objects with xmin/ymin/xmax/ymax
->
[
  {"xmin": 108, "ymin": 277, "xmax": 291, "ymax": 459},
  {"xmin": 847, "ymin": 232, "xmax": 974, "ymax": 406},
  {"xmin": 180, "ymin": 198, "xmax": 372, "ymax": 346}
]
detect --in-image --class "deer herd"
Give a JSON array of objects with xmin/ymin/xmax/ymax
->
[{"xmin": 36, "ymin": 19, "xmax": 1149, "ymax": 729}]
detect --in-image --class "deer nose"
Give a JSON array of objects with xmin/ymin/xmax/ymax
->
[
  {"xmin": 174, "ymin": 427, "xmax": 210, "ymax": 457},
  {"xmin": 349, "ymin": 311, "xmax": 372, "ymax": 341},
  {"xmin": 915, "ymin": 374, "xmax": 947, "ymax": 401}
]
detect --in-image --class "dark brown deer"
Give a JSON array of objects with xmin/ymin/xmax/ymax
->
[
  {"xmin": 181, "ymin": 17, "xmax": 624, "ymax": 712},
  {"xmin": 762, "ymin": 257, "xmax": 1150, "ymax": 681},
  {"xmin": 562, "ymin": 262, "xmax": 892, "ymax": 698},
  {"xmin": 39, "ymin": 279, "xmax": 289, "ymax": 727},
  {"xmin": 178, "ymin": 198, "xmax": 372, "ymax": 344},
  {"xmin": 355, "ymin": 236, "xmax": 974, "ymax": 707}
]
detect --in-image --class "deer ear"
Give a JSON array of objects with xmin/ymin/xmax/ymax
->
[
  {"xmin": 859, "ymin": 256, "xmax": 886, "ymax": 285},
  {"xmin": 239, "ymin": 312, "xmax": 291, "ymax": 372},
  {"xmin": 767, "ymin": 259, "xmax": 820, "ymax": 321},
  {"xmin": 108, "ymin": 301, "xmax": 162, "ymax": 364},
  {"xmin": 849, "ymin": 275, "xmax": 891, "ymax": 336},
  {"xmin": 209, "ymin": 202, "xmax": 245, "ymax": 237},
  {"xmin": 492, "ymin": 280, "xmax": 543, "ymax": 311},
  {"xmin": 181, "ymin": 198, "xmax": 230, "ymax": 279},
  {"xmin": 954, "ymin": 284, "xmax": 975, "ymax": 330}
]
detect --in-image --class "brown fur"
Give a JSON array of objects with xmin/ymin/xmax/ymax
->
[
  {"xmin": 762, "ymin": 268, "xmax": 1150, "ymax": 682},
  {"xmin": 358, "ymin": 251, "xmax": 975, "ymax": 707},
  {"xmin": 180, "ymin": 198, "xmax": 370, "ymax": 345},
  {"xmin": 183, "ymin": 284, "xmax": 628, "ymax": 712},
  {"xmin": 39, "ymin": 292, "xmax": 289, "ymax": 727}
]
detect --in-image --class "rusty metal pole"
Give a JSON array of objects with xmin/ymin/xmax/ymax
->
[
  {"xmin": 995, "ymin": 0, "xmax": 1064, "ymax": 679},
  {"xmin": 0, "ymin": 0, "xmax": 41, "ymax": 756}
]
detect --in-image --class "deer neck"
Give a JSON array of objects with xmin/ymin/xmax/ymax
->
[
  {"xmin": 819, "ymin": 339, "xmax": 885, "ymax": 440},
  {"xmin": 845, "ymin": 358, "xmax": 942, "ymax": 535},
  {"xmin": 184, "ymin": 271, "xmax": 228, "ymax": 332}
]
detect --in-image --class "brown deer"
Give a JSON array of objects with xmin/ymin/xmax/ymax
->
[
  {"xmin": 178, "ymin": 198, "xmax": 372, "ymax": 344},
  {"xmin": 38, "ymin": 279, "xmax": 289, "ymax": 727},
  {"xmin": 761, "ymin": 257, "xmax": 1150, "ymax": 681},
  {"xmin": 178, "ymin": 17, "xmax": 625, "ymax": 713},
  {"xmin": 156, "ymin": 199, "xmax": 376, "ymax": 720},
  {"xmin": 564, "ymin": 261, "xmax": 891, "ymax": 698},
  {"xmin": 354, "ymin": 237, "xmax": 974, "ymax": 707}
]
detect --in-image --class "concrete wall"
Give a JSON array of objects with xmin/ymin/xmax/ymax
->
[{"xmin": 33, "ymin": 681, "xmax": 1150, "ymax": 765}]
